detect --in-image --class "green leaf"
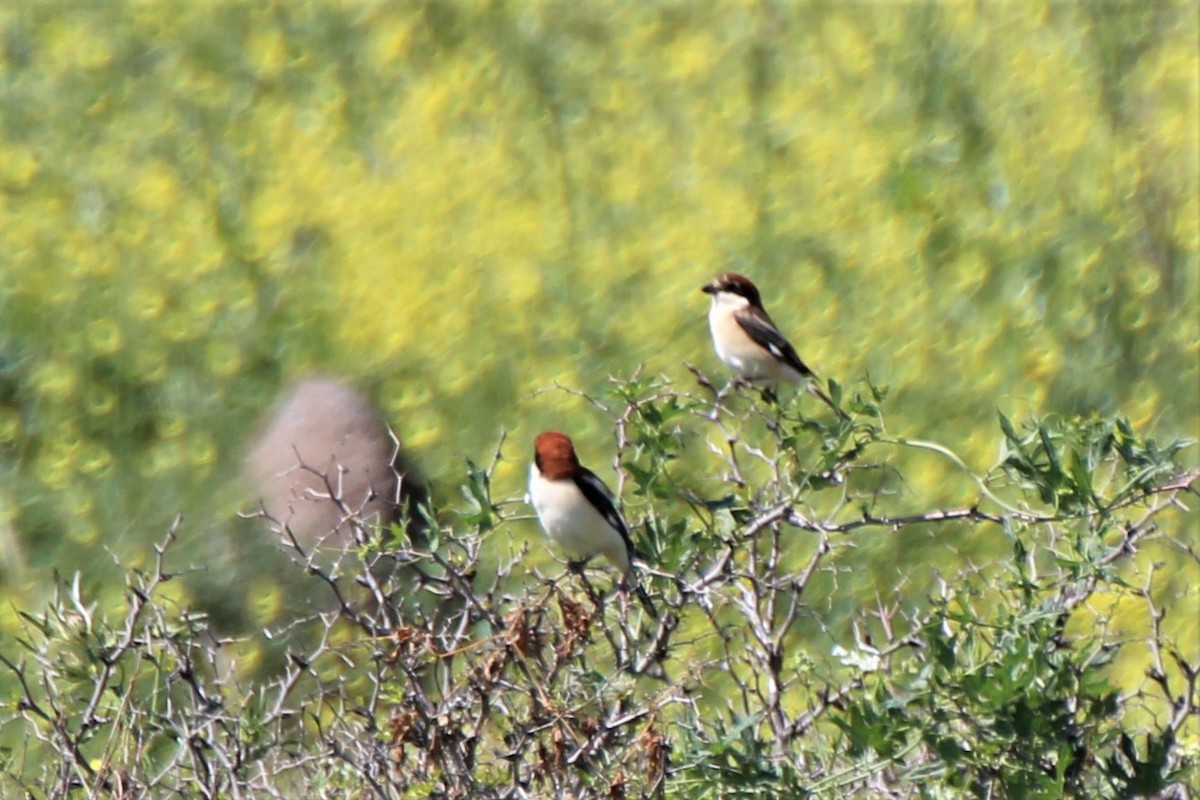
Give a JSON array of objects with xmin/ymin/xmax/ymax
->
[
  {"xmin": 1068, "ymin": 449, "xmax": 1096, "ymax": 509},
  {"xmin": 998, "ymin": 411, "xmax": 1019, "ymax": 443},
  {"xmin": 697, "ymin": 493, "xmax": 737, "ymax": 511}
]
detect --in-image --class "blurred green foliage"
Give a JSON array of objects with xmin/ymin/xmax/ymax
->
[{"xmin": 0, "ymin": 1, "xmax": 1195, "ymax": 638}]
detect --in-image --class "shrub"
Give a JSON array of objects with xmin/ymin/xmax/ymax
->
[{"xmin": 1, "ymin": 373, "xmax": 1195, "ymax": 798}]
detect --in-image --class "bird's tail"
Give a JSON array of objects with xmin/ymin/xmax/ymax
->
[
  {"xmin": 807, "ymin": 381, "xmax": 847, "ymax": 419},
  {"xmin": 633, "ymin": 583, "xmax": 659, "ymax": 619},
  {"xmin": 623, "ymin": 562, "xmax": 659, "ymax": 619}
]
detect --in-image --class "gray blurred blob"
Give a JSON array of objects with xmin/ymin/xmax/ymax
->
[{"xmin": 243, "ymin": 376, "xmax": 423, "ymax": 552}]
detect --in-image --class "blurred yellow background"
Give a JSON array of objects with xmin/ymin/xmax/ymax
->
[{"xmin": 0, "ymin": 1, "xmax": 1195, "ymax": 626}]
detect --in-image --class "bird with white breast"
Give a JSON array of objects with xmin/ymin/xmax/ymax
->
[
  {"xmin": 702, "ymin": 271, "xmax": 842, "ymax": 415},
  {"xmin": 528, "ymin": 431, "xmax": 656, "ymax": 617}
]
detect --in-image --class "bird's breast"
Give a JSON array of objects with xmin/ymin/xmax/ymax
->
[
  {"xmin": 708, "ymin": 306, "xmax": 788, "ymax": 382},
  {"xmin": 528, "ymin": 470, "xmax": 629, "ymax": 571}
]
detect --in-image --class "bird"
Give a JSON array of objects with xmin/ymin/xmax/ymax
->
[
  {"xmin": 702, "ymin": 271, "xmax": 842, "ymax": 415},
  {"xmin": 528, "ymin": 431, "xmax": 657, "ymax": 617}
]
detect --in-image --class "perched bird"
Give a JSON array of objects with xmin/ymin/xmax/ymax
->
[
  {"xmin": 702, "ymin": 272, "xmax": 841, "ymax": 415},
  {"xmin": 529, "ymin": 431, "xmax": 657, "ymax": 616}
]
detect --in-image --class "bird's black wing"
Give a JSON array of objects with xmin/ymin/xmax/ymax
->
[
  {"xmin": 734, "ymin": 307, "xmax": 817, "ymax": 378},
  {"xmin": 573, "ymin": 468, "xmax": 637, "ymax": 555},
  {"xmin": 576, "ymin": 468, "xmax": 657, "ymax": 617}
]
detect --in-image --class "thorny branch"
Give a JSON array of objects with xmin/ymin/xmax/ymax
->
[{"xmin": 1, "ymin": 376, "xmax": 1195, "ymax": 798}]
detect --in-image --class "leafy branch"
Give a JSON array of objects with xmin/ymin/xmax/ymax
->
[{"xmin": 1, "ymin": 372, "xmax": 1195, "ymax": 799}]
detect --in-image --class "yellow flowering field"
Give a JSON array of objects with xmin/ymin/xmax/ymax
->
[{"xmin": 0, "ymin": 1, "xmax": 1195, "ymax": 641}]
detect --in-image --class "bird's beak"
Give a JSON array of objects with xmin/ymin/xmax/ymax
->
[{"xmin": 701, "ymin": 282, "xmax": 717, "ymax": 294}]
